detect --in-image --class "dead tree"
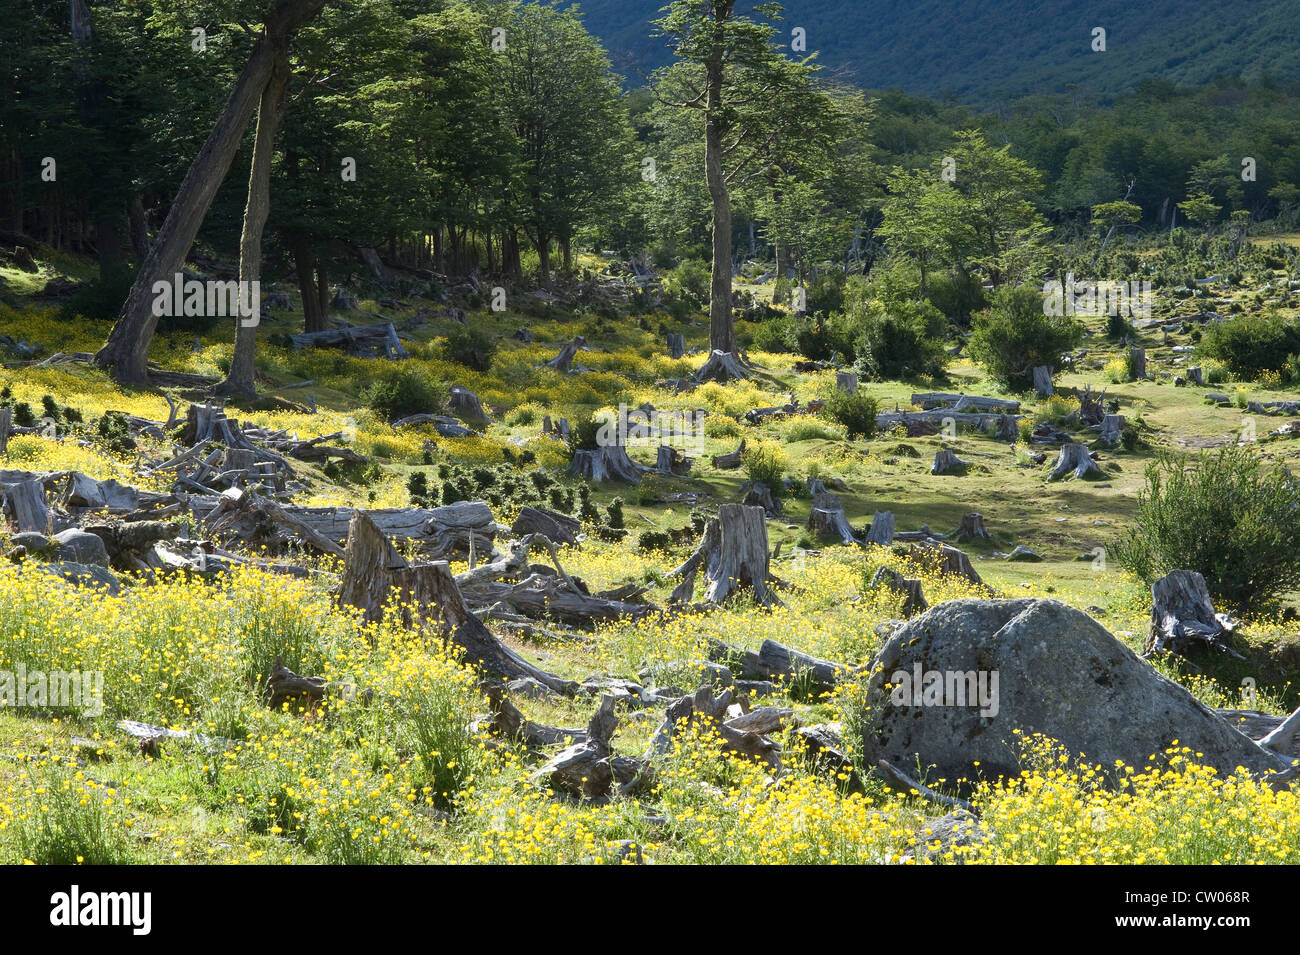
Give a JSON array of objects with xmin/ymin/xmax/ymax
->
[
  {"xmin": 0, "ymin": 407, "xmax": 10, "ymax": 455},
  {"xmin": 1048, "ymin": 442, "xmax": 1102, "ymax": 480},
  {"xmin": 1130, "ymin": 347, "xmax": 1146, "ymax": 379},
  {"xmin": 864, "ymin": 510, "xmax": 895, "ymax": 546},
  {"xmin": 667, "ymin": 333, "xmax": 685, "ymax": 359},
  {"xmin": 511, "ymin": 506, "xmax": 580, "ymax": 545},
  {"xmin": 287, "ymin": 323, "xmax": 409, "ymax": 359},
  {"xmin": 645, "ymin": 685, "xmax": 780, "ymax": 770},
  {"xmin": 1187, "ymin": 366, "xmax": 1204, "ymax": 387},
  {"xmin": 1145, "ymin": 570, "xmax": 1245, "ymax": 660},
  {"xmin": 903, "ymin": 539, "xmax": 985, "ymax": 589},
  {"xmin": 669, "ymin": 503, "xmax": 780, "ymax": 607},
  {"xmin": 1098, "ymin": 414, "xmax": 1124, "ymax": 447},
  {"xmin": 336, "ymin": 511, "xmax": 577, "ymax": 695}
]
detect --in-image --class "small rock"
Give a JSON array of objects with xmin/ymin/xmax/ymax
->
[{"xmin": 52, "ymin": 528, "xmax": 110, "ymax": 567}]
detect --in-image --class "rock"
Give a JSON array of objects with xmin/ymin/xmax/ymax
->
[
  {"xmin": 44, "ymin": 561, "xmax": 122, "ymax": 596},
  {"xmin": 915, "ymin": 809, "xmax": 986, "ymax": 861},
  {"xmin": 1004, "ymin": 545, "xmax": 1042, "ymax": 562},
  {"xmin": 859, "ymin": 599, "xmax": 1289, "ymax": 786},
  {"xmin": 52, "ymin": 528, "xmax": 110, "ymax": 567},
  {"xmin": 11, "ymin": 531, "xmax": 51, "ymax": 553},
  {"xmin": 507, "ymin": 677, "xmax": 559, "ymax": 702}
]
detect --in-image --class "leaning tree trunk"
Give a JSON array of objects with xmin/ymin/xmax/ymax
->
[
  {"xmin": 218, "ymin": 50, "xmax": 291, "ymax": 399},
  {"xmin": 94, "ymin": 0, "xmax": 327, "ymax": 384}
]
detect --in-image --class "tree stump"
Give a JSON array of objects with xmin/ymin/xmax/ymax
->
[
  {"xmin": 1187, "ymin": 366, "xmax": 1204, "ymax": 386},
  {"xmin": 544, "ymin": 335, "xmax": 587, "ymax": 373},
  {"xmin": 1098, "ymin": 413, "xmax": 1124, "ymax": 447},
  {"xmin": 864, "ymin": 510, "xmax": 895, "ymax": 546},
  {"xmin": 694, "ymin": 350, "xmax": 750, "ymax": 384},
  {"xmin": 533, "ymin": 694, "xmax": 652, "ymax": 800},
  {"xmin": 836, "ymin": 371, "xmax": 858, "ymax": 394},
  {"xmin": 511, "ymin": 506, "xmax": 580, "ymax": 545},
  {"xmin": 655, "ymin": 445, "xmax": 691, "ymax": 475},
  {"xmin": 807, "ymin": 491, "xmax": 859, "ymax": 545},
  {"xmin": 666, "ymin": 333, "xmax": 685, "ymax": 359},
  {"xmin": 870, "ymin": 566, "xmax": 928, "ymax": 616},
  {"xmin": 1129, "ymin": 346, "xmax": 1146, "ymax": 379},
  {"xmin": 448, "ymin": 385, "xmax": 489, "ymax": 423},
  {"xmin": 993, "ymin": 413, "xmax": 1018, "ymax": 441},
  {"xmin": 711, "ymin": 439, "xmax": 746, "ymax": 470},
  {"xmin": 952, "ymin": 512, "xmax": 991, "ymax": 541},
  {"xmin": 0, "ymin": 407, "xmax": 10, "ymax": 455},
  {"xmin": 903, "ymin": 539, "xmax": 985, "ymax": 588},
  {"xmin": 2, "ymin": 478, "xmax": 50, "ymax": 533},
  {"xmin": 1145, "ymin": 569, "xmax": 1244, "ymax": 660},
  {"xmin": 669, "ymin": 503, "xmax": 780, "ymax": 607},
  {"xmin": 1033, "ymin": 365, "xmax": 1054, "ymax": 398},
  {"xmin": 931, "ymin": 449, "xmax": 968, "ymax": 475},
  {"xmin": 1048, "ymin": 442, "xmax": 1102, "ymax": 480},
  {"xmin": 742, "ymin": 482, "xmax": 782, "ymax": 517},
  {"xmin": 569, "ymin": 445, "xmax": 645, "ymax": 483},
  {"xmin": 512, "ymin": 327, "xmax": 533, "ymax": 343}
]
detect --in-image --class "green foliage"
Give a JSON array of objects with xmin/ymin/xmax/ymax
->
[
  {"xmin": 1196, "ymin": 311, "xmax": 1300, "ymax": 379},
  {"xmin": 57, "ymin": 265, "xmax": 136, "ymax": 323},
  {"xmin": 969, "ymin": 285, "xmax": 1082, "ymax": 391},
  {"xmin": 740, "ymin": 440, "xmax": 788, "ymax": 490},
  {"xmin": 362, "ymin": 366, "xmax": 448, "ymax": 421},
  {"xmin": 1114, "ymin": 446, "xmax": 1300, "ymax": 612},
  {"xmin": 852, "ymin": 298, "xmax": 949, "ymax": 381},
  {"xmin": 823, "ymin": 389, "xmax": 878, "ymax": 440},
  {"xmin": 440, "ymin": 328, "xmax": 497, "ymax": 373}
]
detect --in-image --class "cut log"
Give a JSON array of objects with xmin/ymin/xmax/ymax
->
[
  {"xmin": 511, "ymin": 506, "xmax": 580, "ymax": 545},
  {"xmin": 288, "ymin": 322, "xmax": 408, "ymax": 359},
  {"xmin": 543, "ymin": 335, "xmax": 587, "ymax": 373},
  {"xmin": 931, "ymin": 449, "xmax": 968, "ymax": 475},
  {"xmin": 693, "ymin": 350, "xmax": 750, "ymax": 384},
  {"xmin": 952, "ymin": 512, "xmax": 991, "ymax": 542},
  {"xmin": 1033, "ymin": 365, "xmax": 1054, "ymax": 398},
  {"xmin": 864, "ymin": 510, "xmax": 895, "ymax": 546},
  {"xmin": 876, "ymin": 410, "xmax": 1022, "ymax": 434},
  {"xmin": 666, "ymin": 333, "xmax": 685, "ymax": 359},
  {"xmin": 836, "ymin": 372, "xmax": 858, "ymax": 394},
  {"xmin": 911, "ymin": 393, "xmax": 1019, "ymax": 413},
  {"xmin": 336, "ymin": 511, "xmax": 577, "ymax": 695},
  {"xmin": 1048, "ymin": 442, "xmax": 1102, "ymax": 480},
  {"xmin": 569, "ymin": 445, "xmax": 646, "ymax": 483},
  {"xmin": 1145, "ymin": 569, "xmax": 1245, "ymax": 660},
  {"xmin": 711, "ymin": 439, "xmax": 746, "ymax": 470},
  {"xmin": 870, "ymin": 566, "xmax": 928, "ymax": 616},
  {"xmin": 807, "ymin": 491, "xmax": 859, "ymax": 545},
  {"xmin": 391, "ymin": 413, "xmax": 473, "ymax": 437},
  {"xmin": 668, "ymin": 503, "xmax": 780, "ymax": 607}
]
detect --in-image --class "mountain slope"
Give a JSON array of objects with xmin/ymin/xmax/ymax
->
[{"xmin": 572, "ymin": 0, "xmax": 1300, "ymax": 101}]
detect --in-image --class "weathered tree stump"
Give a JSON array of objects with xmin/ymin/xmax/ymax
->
[
  {"xmin": 743, "ymin": 482, "xmax": 782, "ymax": 517},
  {"xmin": 1129, "ymin": 346, "xmax": 1146, "ymax": 379},
  {"xmin": 931, "ymin": 449, "xmax": 968, "ymax": 475},
  {"xmin": 993, "ymin": 413, "xmax": 1018, "ymax": 441},
  {"xmin": 902, "ymin": 539, "xmax": 985, "ymax": 588},
  {"xmin": 952, "ymin": 512, "xmax": 991, "ymax": 541},
  {"xmin": 569, "ymin": 445, "xmax": 646, "ymax": 483},
  {"xmin": 512, "ymin": 327, "xmax": 533, "ymax": 343},
  {"xmin": 1145, "ymin": 569, "xmax": 1244, "ymax": 660},
  {"xmin": 1098, "ymin": 414, "xmax": 1124, "ymax": 447},
  {"xmin": 711, "ymin": 439, "xmax": 746, "ymax": 470},
  {"xmin": 836, "ymin": 371, "xmax": 858, "ymax": 394},
  {"xmin": 2, "ymin": 478, "xmax": 50, "ymax": 533},
  {"xmin": 669, "ymin": 503, "xmax": 780, "ymax": 607},
  {"xmin": 1187, "ymin": 365, "xmax": 1204, "ymax": 387},
  {"xmin": 666, "ymin": 333, "xmax": 685, "ymax": 359},
  {"xmin": 807, "ymin": 491, "xmax": 859, "ymax": 545},
  {"xmin": 655, "ymin": 445, "xmax": 691, "ymax": 475},
  {"xmin": 0, "ymin": 407, "xmax": 10, "ymax": 455},
  {"xmin": 1033, "ymin": 365, "xmax": 1054, "ymax": 398},
  {"xmin": 511, "ymin": 506, "xmax": 580, "ymax": 545},
  {"xmin": 533, "ymin": 694, "xmax": 653, "ymax": 800},
  {"xmin": 864, "ymin": 510, "xmax": 895, "ymax": 546},
  {"xmin": 1048, "ymin": 442, "xmax": 1102, "ymax": 480},
  {"xmin": 448, "ymin": 385, "xmax": 489, "ymax": 423},
  {"xmin": 645, "ymin": 685, "xmax": 780, "ymax": 770},
  {"xmin": 544, "ymin": 335, "xmax": 587, "ymax": 373},
  {"xmin": 870, "ymin": 566, "xmax": 928, "ymax": 616}
]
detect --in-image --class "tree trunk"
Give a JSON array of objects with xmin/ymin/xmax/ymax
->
[
  {"xmin": 219, "ymin": 50, "xmax": 291, "ymax": 399},
  {"xmin": 95, "ymin": 0, "xmax": 327, "ymax": 384},
  {"xmin": 127, "ymin": 194, "xmax": 150, "ymax": 259},
  {"xmin": 704, "ymin": 19, "xmax": 736, "ymax": 355},
  {"xmin": 535, "ymin": 230, "xmax": 550, "ymax": 287},
  {"xmin": 560, "ymin": 234, "xmax": 572, "ymax": 274},
  {"xmin": 291, "ymin": 234, "xmax": 325, "ymax": 332}
]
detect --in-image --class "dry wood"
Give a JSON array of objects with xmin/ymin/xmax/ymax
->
[
  {"xmin": 931, "ymin": 448, "xmax": 968, "ymax": 475},
  {"xmin": 711, "ymin": 439, "xmax": 746, "ymax": 470},
  {"xmin": 952, "ymin": 512, "xmax": 991, "ymax": 542},
  {"xmin": 1048, "ymin": 442, "xmax": 1102, "ymax": 480},
  {"xmin": 903, "ymin": 539, "xmax": 986, "ymax": 588},
  {"xmin": 666, "ymin": 332, "xmax": 685, "ymax": 359},
  {"xmin": 533, "ymin": 694, "xmax": 653, "ymax": 800},
  {"xmin": 655, "ymin": 445, "xmax": 691, "ymax": 475},
  {"xmin": 871, "ymin": 566, "xmax": 928, "ymax": 616},
  {"xmin": 864, "ymin": 510, "xmax": 896, "ymax": 546},
  {"xmin": 569, "ymin": 445, "xmax": 646, "ymax": 483},
  {"xmin": 836, "ymin": 371, "xmax": 858, "ymax": 394},
  {"xmin": 288, "ymin": 322, "xmax": 408, "ymax": 359},
  {"xmin": 1033, "ymin": 365, "xmax": 1054, "ymax": 398},
  {"xmin": 693, "ymin": 349, "xmax": 750, "ymax": 384},
  {"xmin": 911, "ymin": 393, "xmax": 1019, "ymax": 413},
  {"xmin": 807, "ymin": 490, "xmax": 859, "ymax": 545},
  {"xmin": 511, "ymin": 506, "xmax": 580, "ymax": 545},
  {"xmin": 645, "ymin": 685, "xmax": 780, "ymax": 770},
  {"xmin": 544, "ymin": 335, "xmax": 587, "ymax": 373},
  {"xmin": 669, "ymin": 503, "xmax": 780, "ymax": 607},
  {"xmin": 2, "ymin": 478, "xmax": 50, "ymax": 533},
  {"xmin": 1145, "ymin": 569, "xmax": 1245, "ymax": 660}
]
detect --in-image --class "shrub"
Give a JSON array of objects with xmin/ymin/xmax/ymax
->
[
  {"xmin": 665, "ymin": 259, "xmax": 711, "ymax": 309},
  {"xmin": 782, "ymin": 415, "xmax": 844, "ymax": 443},
  {"xmin": 440, "ymin": 327, "xmax": 497, "ymax": 372},
  {"xmin": 57, "ymin": 264, "xmax": 135, "ymax": 323},
  {"xmin": 1103, "ymin": 357, "xmax": 1130, "ymax": 383},
  {"xmin": 741, "ymin": 439, "xmax": 788, "ymax": 490},
  {"xmin": 823, "ymin": 389, "xmax": 878, "ymax": 440},
  {"xmin": 1202, "ymin": 359, "xmax": 1228, "ymax": 384},
  {"xmin": 1113, "ymin": 446, "xmax": 1300, "ymax": 612},
  {"xmin": 969, "ymin": 285, "xmax": 1083, "ymax": 391},
  {"xmin": 852, "ymin": 299, "xmax": 949, "ymax": 380},
  {"xmin": 752, "ymin": 316, "xmax": 795, "ymax": 353},
  {"xmin": 364, "ymin": 365, "xmax": 448, "ymax": 421},
  {"xmin": 1197, "ymin": 311, "xmax": 1300, "ymax": 379}
]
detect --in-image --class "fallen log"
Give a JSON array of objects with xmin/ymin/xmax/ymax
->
[
  {"xmin": 288, "ymin": 322, "xmax": 409, "ymax": 359},
  {"xmin": 511, "ymin": 506, "xmax": 580, "ymax": 546},
  {"xmin": 711, "ymin": 439, "xmax": 746, "ymax": 470},
  {"xmin": 911, "ymin": 393, "xmax": 1020, "ymax": 413}
]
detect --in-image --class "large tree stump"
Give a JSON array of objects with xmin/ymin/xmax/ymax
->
[
  {"xmin": 807, "ymin": 491, "xmax": 859, "ymax": 545},
  {"xmin": 711, "ymin": 439, "xmax": 746, "ymax": 470},
  {"xmin": 952, "ymin": 512, "xmax": 991, "ymax": 542},
  {"xmin": 836, "ymin": 372, "xmax": 858, "ymax": 394},
  {"xmin": 669, "ymin": 503, "xmax": 780, "ymax": 607},
  {"xmin": 931, "ymin": 449, "xmax": 968, "ymax": 475},
  {"xmin": 1048, "ymin": 442, "xmax": 1102, "ymax": 480},
  {"xmin": 1129, "ymin": 347, "xmax": 1146, "ymax": 379},
  {"xmin": 655, "ymin": 445, "xmax": 691, "ymax": 475},
  {"xmin": 1145, "ymin": 569, "xmax": 1244, "ymax": 660},
  {"xmin": 569, "ymin": 445, "xmax": 646, "ymax": 483},
  {"xmin": 666, "ymin": 333, "xmax": 685, "ymax": 359},
  {"xmin": 694, "ymin": 350, "xmax": 750, "ymax": 384},
  {"xmin": 336, "ymin": 511, "xmax": 577, "ymax": 695},
  {"xmin": 1187, "ymin": 366, "xmax": 1204, "ymax": 387},
  {"xmin": 1033, "ymin": 365, "xmax": 1054, "ymax": 398},
  {"xmin": 742, "ymin": 482, "xmax": 782, "ymax": 517},
  {"xmin": 903, "ymin": 539, "xmax": 985, "ymax": 589},
  {"xmin": 864, "ymin": 510, "xmax": 895, "ymax": 546},
  {"xmin": 1098, "ymin": 413, "xmax": 1124, "ymax": 447},
  {"xmin": 544, "ymin": 335, "xmax": 587, "ymax": 373},
  {"xmin": 2, "ymin": 478, "xmax": 50, "ymax": 533},
  {"xmin": 993, "ymin": 413, "xmax": 1018, "ymax": 442}
]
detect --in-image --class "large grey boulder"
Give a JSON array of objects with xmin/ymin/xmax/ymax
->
[
  {"xmin": 44, "ymin": 561, "xmax": 122, "ymax": 596},
  {"xmin": 859, "ymin": 599, "xmax": 1290, "ymax": 786},
  {"xmin": 52, "ymin": 528, "xmax": 110, "ymax": 567}
]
